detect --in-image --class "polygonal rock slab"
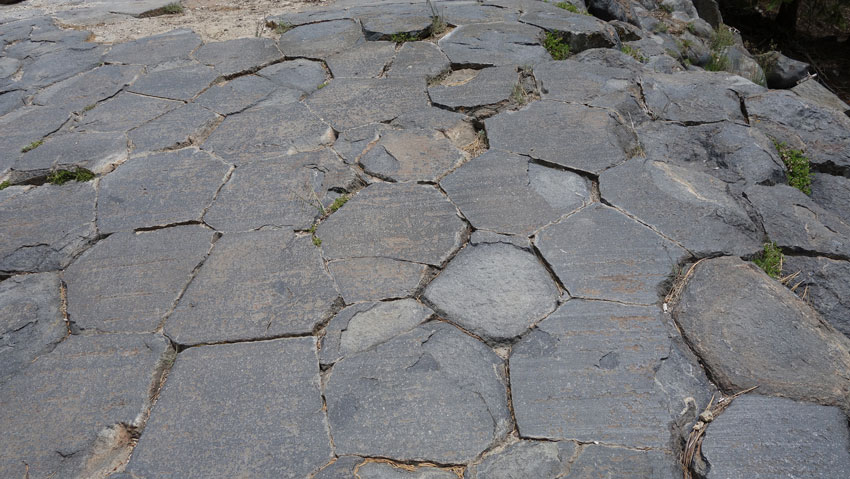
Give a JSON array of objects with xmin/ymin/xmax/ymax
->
[
  {"xmin": 0, "ymin": 333, "xmax": 172, "ymax": 479},
  {"xmin": 10, "ymin": 131, "xmax": 127, "ymax": 183},
  {"xmin": 386, "ymin": 41, "xmax": 450, "ymax": 79},
  {"xmin": 313, "ymin": 456, "xmax": 362, "ymax": 478},
  {"xmin": 360, "ymin": 4, "xmax": 432, "ymax": 39},
  {"xmin": 129, "ymin": 103, "xmax": 221, "ymax": 153},
  {"xmin": 193, "ymin": 37, "xmax": 282, "ymax": 76},
  {"xmin": 466, "ymin": 440, "xmax": 575, "ymax": 479},
  {"xmin": 563, "ymin": 446, "xmax": 679, "ymax": 478},
  {"xmin": 279, "ymin": 19, "xmax": 364, "ymax": 59},
  {"xmin": 486, "ymin": 101, "xmax": 636, "ymax": 175},
  {"xmin": 327, "ymin": 41, "xmax": 396, "ymax": 78},
  {"xmin": 204, "ymin": 149, "xmax": 360, "ymax": 232},
  {"xmin": 428, "ymin": 66, "xmax": 518, "ymax": 110},
  {"xmin": 97, "ymin": 149, "xmax": 230, "ymax": 233},
  {"xmin": 305, "ymin": 77, "xmax": 429, "ymax": 131},
  {"xmin": 328, "ymin": 257, "xmax": 430, "ymax": 303},
  {"xmin": 519, "ymin": 10, "xmax": 618, "ymax": 52},
  {"xmin": 333, "ymin": 123, "xmax": 390, "ymax": 164},
  {"xmin": 673, "ymin": 257, "xmax": 850, "ymax": 410},
  {"xmin": 440, "ymin": 149, "xmax": 589, "ymax": 235},
  {"xmin": 317, "ymin": 183, "xmax": 467, "ymax": 266},
  {"xmin": 320, "ymin": 299, "xmax": 434, "ymax": 366},
  {"xmin": 600, "ymin": 158, "xmax": 762, "ymax": 256},
  {"xmin": 359, "ymin": 128, "xmax": 465, "ymax": 182},
  {"xmin": 0, "ymin": 273, "xmax": 66, "ymax": 382},
  {"xmin": 0, "ymin": 106, "xmax": 74, "ymax": 156},
  {"xmin": 783, "ymin": 256, "xmax": 850, "ymax": 337},
  {"xmin": 257, "ymin": 59, "xmax": 328, "ymax": 93},
  {"xmin": 811, "ymin": 173, "xmax": 850, "ymax": 224},
  {"xmin": 19, "ymin": 46, "xmax": 106, "ymax": 89},
  {"xmin": 194, "ymin": 74, "xmax": 276, "ymax": 115},
  {"xmin": 424, "ymin": 243, "xmax": 559, "ymax": 342},
  {"xmin": 165, "ymin": 231, "xmax": 340, "ymax": 345},
  {"xmin": 700, "ymin": 395, "xmax": 850, "ymax": 479},
  {"xmin": 103, "ymin": 29, "xmax": 202, "ymax": 67},
  {"xmin": 75, "ymin": 92, "xmax": 180, "ymax": 132},
  {"xmin": 65, "ymin": 226, "xmax": 214, "ymax": 333},
  {"xmin": 127, "ymin": 338, "xmax": 331, "ymax": 478},
  {"xmin": 511, "ymin": 300, "xmax": 709, "ymax": 448},
  {"xmin": 128, "ymin": 63, "xmax": 219, "ymax": 101},
  {"xmin": 439, "ymin": 22, "xmax": 550, "ymax": 66},
  {"xmin": 201, "ymin": 100, "xmax": 334, "ymax": 163},
  {"xmin": 358, "ymin": 462, "xmax": 457, "ymax": 479},
  {"xmin": 325, "ymin": 322, "xmax": 510, "ymax": 463},
  {"xmin": 32, "ymin": 64, "xmax": 143, "ymax": 111},
  {"xmin": 536, "ymin": 204, "xmax": 688, "ymax": 304},
  {"xmin": 642, "ymin": 71, "xmax": 747, "ymax": 124},
  {"xmin": 0, "ymin": 182, "xmax": 97, "ymax": 273}
]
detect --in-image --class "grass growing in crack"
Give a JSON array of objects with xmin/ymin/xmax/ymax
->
[
  {"xmin": 390, "ymin": 32, "xmax": 419, "ymax": 43},
  {"xmin": 308, "ymin": 223, "xmax": 322, "ymax": 247},
  {"xmin": 621, "ymin": 45, "xmax": 647, "ymax": 63},
  {"xmin": 753, "ymin": 241, "xmax": 783, "ymax": 278},
  {"xmin": 317, "ymin": 81, "xmax": 328, "ymax": 89},
  {"xmin": 653, "ymin": 22, "xmax": 669, "ymax": 34},
  {"xmin": 327, "ymin": 195, "xmax": 349, "ymax": 215},
  {"xmin": 273, "ymin": 22, "xmax": 293, "ymax": 34},
  {"xmin": 543, "ymin": 32, "xmax": 570, "ymax": 60},
  {"xmin": 82, "ymin": 103, "xmax": 96, "ymax": 113},
  {"xmin": 47, "ymin": 167, "xmax": 95, "ymax": 185},
  {"xmin": 21, "ymin": 140, "xmax": 43, "ymax": 153},
  {"xmin": 555, "ymin": 2, "xmax": 591, "ymax": 14},
  {"xmin": 686, "ymin": 22, "xmax": 696, "ymax": 34},
  {"xmin": 774, "ymin": 141, "xmax": 812, "ymax": 195},
  {"xmin": 426, "ymin": 0, "xmax": 447, "ymax": 36},
  {"xmin": 0, "ymin": 181, "xmax": 10, "ymax": 190},
  {"xmin": 161, "ymin": 2, "xmax": 184, "ymax": 14},
  {"xmin": 659, "ymin": 3, "xmax": 674, "ymax": 13},
  {"xmin": 511, "ymin": 82, "xmax": 529, "ymax": 105}
]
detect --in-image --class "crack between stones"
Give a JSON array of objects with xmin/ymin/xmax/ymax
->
[{"xmin": 155, "ymin": 232, "xmax": 220, "ymax": 333}]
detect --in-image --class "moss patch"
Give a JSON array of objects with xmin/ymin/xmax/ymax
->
[
  {"xmin": 47, "ymin": 167, "xmax": 96, "ymax": 185},
  {"xmin": 753, "ymin": 241, "xmax": 784, "ymax": 279},
  {"xmin": 774, "ymin": 141, "xmax": 812, "ymax": 195},
  {"xmin": 543, "ymin": 31, "xmax": 570, "ymax": 61}
]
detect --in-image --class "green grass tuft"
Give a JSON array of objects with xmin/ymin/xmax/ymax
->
[
  {"xmin": 274, "ymin": 22, "xmax": 293, "ymax": 34},
  {"xmin": 47, "ymin": 167, "xmax": 96, "ymax": 185},
  {"xmin": 543, "ymin": 31, "xmax": 570, "ymax": 61},
  {"xmin": 753, "ymin": 241, "xmax": 784, "ymax": 279},
  {"xmin": 774, "ymin": 141, "xmax": 812, "ymax": 195},
  {"xmin": 21, "ymin": 140, "xmax": 43, "ymax": 153},
  {"xmin": 710, "ymin": 24, "xmax": 735, "ymax": 51},
  {"xmin": 162, "ymin": 2, "xmax": 183, "ymax": 14},
  {"xmin": 390, "ymin": 32, "xmax": 419, "ymax": 43},
  {"xmin": 621, "ymin": 45, "xmax": 647, "ymax": 63},
  {"xmin": 327, "ymin": 195, "xmax": 349, "ymax": 215},
  {"xmin": 312, "ymin": 235, "xmax": 322, "ymax": 247},
  {"xmin": 555, "ymin": 2, "xmax": 591, "ymax": 14},
  {"xmin": 0, "ymin": 180, "xmax": 10, "ymax": 190}
]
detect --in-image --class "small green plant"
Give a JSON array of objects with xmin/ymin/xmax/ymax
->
[
  {"xmin": 753, "ymin": 241, "xmax": 784, "ymax": 279},
  {"xmin": 83, "ymin": 103, "xmax": 96, "ymax": 113},
  {"xmin": 274, "ymin": 22, "xmax": 293, "ymax": 35},
  {"xmin": 426, "ymin": 0, "xmax": 447, "ymax": 36},
  {"xmin": 555, "ymin": 2, "xmax": 590, "ymax": 14},
  {"xmin": 390, "ymin": 32, "xmax": 419, "ymax": 43},
  {"xmin": 511, "ymin": 82, "xmax": 528, "ymax": 105},
  {"xmin": 710, "ymin": 24, "xmax": 735, "ymax": 52},
  {"xmin": 161, "ymin": 2, "xmax": 183, "ymax": 14},
  {"xmin": 659, "ymin": 3, "xmax": 674, "ymax": 13},
  {"xmin": 621, "ymin": 45, "xmax": 647, "ymax": 62},
  {"xmin": 774, "ymin": 141, "xmax": 812, "ymax": 195},
  {"xmin": 0, "ymin": 181, "xmax": 11, "ymax": 190},
  {"xmin": 705, "ymin": 52, "xmax": 730, "ymax": 71},
  {"xmin": 46, "ymin": 167, "xmax": 95, "ymax": 185},
  {"xmin": 317, "ymin": 81, "xmax": 328, "ymax": 90},
  {"xmin": 312, "ymin": 235, "xmax": 322, "ymax": 247},
  {"xmin": 653, "ymin": 22, "xmax": 669, "ymax": 33},
  {"xmin": 686, "ymin": 22, "xmax": 696, "ymax": 34},
  {"xmin": 21, "ymin": 140, "xmax": 43, "ymax": 153},
  {"xmin": 327, "ymin": 195, "xmax": 349, "ymax": 215},
  {"xmin": 543, "ymin": 32, "xmax": 570, "ymax": 60}
]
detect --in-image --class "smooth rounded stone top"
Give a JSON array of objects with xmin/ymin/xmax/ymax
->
[
  {"xmin": 466, "ymin": 440, "xmax": 575, "ymax": 479},
  {"xmin": 316, "ymin": 182, "xmax": 468, "ymax": 267},
  {"xmin": 127, "ymin": 338, "xmax": 332, "ymax": 479},
  {"xmin": 279, "ymin": 19, "xmax": 365, "ymax": 59},
  {"xmin": 104, "ymin": 29, "xmax": 202, "ymax": 68},
  {"xmin": 428, "ymin": 66, "xmax": 519, "ymax": 110},
  {"xmin": 673, "ymin": 257, "xmax": 850, "ymax": 411},
  {"xmin": 537, "ymin": 204, "xmax": 688, "ymax": 305},
  {"xmin": 641, "ymin": 71, "xmax": 749, "ymax": 124},
  {"xmin": 326, "ymin": 41, "xmax": 396, "ymax": 79},
  {"xmin": 783, "ymin": 256, "xmax": 850, "ymax": 337},
  {"xmin": 193, "ymin": 37, "xmax": 282, "ymax": 76},
  {"xmin": 256, "ymin": 59, "xmax": 328, "ymax": 93},
  {"xmin": 324, "ymin": 322, "xmax": 511, "ymax": 463},
  {"xmin": 700, "ymin": 395, "xmax": 850, "ymax": 479},
  {"xmin": 423, "ymin": 242, "xmax": 559, "ymax": 342},
  {"xmin": 438, "ymin": 22, "xmax": 551, "ymax": 66},
  {"xmin": 357, "ymin": 462, "xmax": 457, "ymax": 478},
  {"xmin": 128, "ymin": 63, "xmax": 219, "ymax": 101},
  {"xmin": 32, "ymin": 64, "xmax": 143, "ymax": 112},
  {"xmin": 359, "ymin": 128, "xmax": 466, "ymax": 182},
  {"xmin": 485, "ymin": 100, "xmax": 636, "ymax": 175},
  {"xmin": 360, "ymin": 3, "xmax": 432, "ymax": 39},
  {"xmin": 599, "ymin": 158, "xmax": 762, "ymax": 257},
  {"xmin": 386, "ymin": 41, "xmax": 450, "ymax": 79},
  {"xmin": 0, "ymin": 272, "xmax": 65, "ymax": 382},
  {"xmin": 519, "ymin": 9, "xmax": 618, "ymax": 52},
  {"xmin": 441, "ymin": 149, "xmax": 589, "ymax": 235},
  {"xmin": 64, "ymin": 226, "xmax": 214, "ymax": 333}
]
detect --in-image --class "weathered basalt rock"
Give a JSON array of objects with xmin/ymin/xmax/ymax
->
[
  {"xmin": 438, "ymin": 22, "xmax": 551, "ymax": 66},
  {"xmin": 783, "ymin": 256, "xmax": 850, "ymax": 338}
]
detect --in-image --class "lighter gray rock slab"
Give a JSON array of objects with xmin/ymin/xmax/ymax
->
[
  {"xmin": 811, "ymin": 173, "xmax": 850, "ymax": 224},
  {"xmin": 0, "ymin": 89, "xmax": 24, "ymax": 118},
  {"xmin": 75, "ymin": 91, "xmax": 180, "ymax": 132},
  {"xmin": 537, "ymin": 204, "xmax": 688, "ymax": 304},
  {"xmin": 98, "ymin": 149, "xmax": 229, "ymax": 233},
  {"xmin": 166, "ymin": 231, "xmax": 340, "ymax": 345},
  {"xmin": 279, "ymin": 19, "xmax": 364, "ymax": 59},
  {"xmin": 328, "ymin": 257, "xmax": 430, "ymax": 303},
  {"xmin": 32, "ymin": 64, "xmax": 143, "ymax": 111},
  {"xmin": 466, "ymin": 440, "xmax": 575, "ymax": 479},
  {"xmin": 333, "ymin": 123, "xmax": 389, "ymax": 164},
  {"xmin": 305, "ymin": 77, "xmax": 428, "ymax": 131},
  {"xmin": 424, "ymin": 243, "xmax": 558, "ymax": 342},
  {"xmin": 201, "ymin": 100, "xmax": 334, "ymax": 163},
  {"xmin": 10, "ymin": 131, "xmax": 127, "ymax": 183},
  {"xmin": 358, "ymin": 462, "xmax": 457, "ymax": 479},
  {"xmin": 783, "ymin": 256, "xmax": 850, "ymax": 337},
  {"xmin": 673, "ymin": 256, "xmax": 850, "ymax": 411},
  {"xmin": 519, "ymin": 9, "xmax": 618, "ymax": 52},
  {"xmin": 325, "ymin": 322, "xmax": 510, "ymax": 463},
  {"xmin": 0, "ymin": 273, "xmax": 65, "ymax": 382},
  {"xmin": 386, "ymin": 41, "xmax": 450, "ymax": 79},
  {"xmin": 104, "ymin": 29, "xmax": 201, "ymax": 67},
  {"xmin": 701, "ymin": 395, "xmax": 850, "ymax": 479},
  {"xmin": 746, "ymin": 184, "xmax": 850, "ymax": 259},
  {"xmin": 440, "ymin": 149, "xmax": 589, "ymax": 235},
  {"xmin": 563, "ymin": 446, "xmax": 679, "ymax": 478},
  {"xmin": 359, "ymin": 128, "xmax": 465, "ymax": 182},
  {"xmin": 486, "ymin": 101, "xmax": 636, "ymax": 175},
  {"xmin": 442, "ymin": 2, "xmax": 520, "ymax": 25},
  {"xmin": 439, "ymin": 22, "xmax": 550, "ymax": 66},
  {"xmin": 317, "ymin": 182, "xmax": 467, "ymax": 266},
  {"xmin": 642, "ymin": 71, "xmax": 748, "ymax": 124},
  {"xmin": 64, "ymin": 226, "xmax": 213, "ymax": 333},
  {"xmin": 792, "ymin": 77, "xmax": 850, "ymax": 115},
  {"xmin": 19, "ymin": 45, "xmax": 106, "ymax": 89},
  {"xmin": 0, "ymin": 182, "xmax": 97, "ymax": 273},
  {"xmin": 204, "ymin": 149, "xmax": 359, "ymax": 232},
  {"xmin": 428, "ymin": 66, "xmax": 518, "ymax": 110},
  {"xmin": 257, "ymin": 59, "xmax": 328, "ymax": 92},
  {"xmin": 128, "ymin": 63, "xmax": 218, "ymax": 101},
  {"xmin": 327, "ymin": 41, "xmax": 396, "ymax": 78},
  {"xmin": 194, "ymin": 74, "xmax": 276, "ymax": 115},
  {"xmin": 360, "ymin": 4, "xmax": 432, "ymax": 39},
  {"xmin": 0, "ymin": 106, "xmax": 72, "ymax": 156},
  {"xmin": 194, "ymin": 37, "xmax": 282, "ymax": 76},
  {"xmin": 129, "ymin": 102, "xmax": 220, "ymax": 153},
  {"xmin": 0, "ymin": 333, "xmax": 172, "ymax": 479},
  {"xmin": 127, "ymin": 338, "xmax": 331, "ymax": 478},
  {"xmin": 600, "ymin": 158, "xmax": 762, "ymax": 256}
]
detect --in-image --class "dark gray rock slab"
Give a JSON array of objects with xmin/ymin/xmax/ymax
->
[
  {"xmin": 519, "ymin": 10, "xmax": 619, "ymax": 52},
  {"xmin": 65, "ymin": 226, "xmax": 213, "ymax": 333},
  {"xmin": 9, "ymin": 131, "xmax": 127, "ymax": 183},
  {"xmin": 792, "ymin": 77, "xmax": 850, "ymax": 115},
  {"xmin": 127, "ymin": 338, "xmax": 331, "ymax": 478},
  {"xmin": 194, "ymin": 74, "xmax": 276, "ymax": 115},
  {"xmin": 700, "ymin": 395, "xmax": 850, "ymax": 479},
  {"xmin": 328, "ymin": 257, "xmax": 430, "ymax": 303},
  {"xmin": 19, "ymin": 45, "xmax": 106, "ymax": 89},
  {"xmin": 104, "ymin": 29, "xmax": 202, "ymax": 68},
  {"xmin": 358, "ymin": 462, "xmax": 457, "ymax": 479},
  {"xmin": 438, "ymin": 21, "xmax": 550, "ymax": 66},
  {"xmin": 428, "ymin": 66, "xmax": 518, "ymax": 110},
  {"xmin": 128, "ymin": 102, "xmax": 221, "ymax": 153},
  {"xmin": 537, "ymin": 204, "xmax": 688, "ymax": 304},
  {"xmin": 783, "ymin": 256, "xmax": 850, "ymax": 338},
  {"xmin": 202, "ymin": 100, "xmax": 334, "ymax": 163},
  {"xmin": 811, "ymin": 173, "xmax": 850, "ymax": 224},
  {"xmin": 166, "ymin": 231, "xmax": 340, "ymax": 345},
  {"xmin": 0, "ymin": 333, "xmax": 172, "ymax": 479},
  {"xmin": 205, "ymin": 149, "xmax": 359, "ymax": 232},
  {"xmin": 32, "ymin": 64, "xmax": 143, "ymax": 111},
  {"xmin": 325, "ymin": 322, "xmax": 510, "ymax": 463},
  {"xmin": 0, "ymin": 273, "xmax": 65, "ymax": 382},
  {"xmin": 441, "ymin": 149, "xmax": 589, "ymax": 235},
  {"xmin": 75, "ymin": 91, "xmax": 180, "ymax": 132},
  {"xmin": 333, "ymin": 123, "xmax": 389, "ymax": 164},
  {"xmin": 257, "ymin": 58, "xmax": 328, "ymax": 93},
  {"xmin": 194, "ymin": 37, "xmax": 282, "ymax": 76},
  {"xmin": 0, "ymin": 182, "xmax": 96, "ymax": 273},
  {"xmin": 305, "ymin": 77, "xmax": 428, "ymax": 131},
  {"xmin": 313, "ymin": 456, "xmax": 362, "ymax": 479},
  {"xmin": 746, "ymin": 184, "xmax": 850, "ymax": 259},
  {"xmin": 469, "ymin": 230, "xmax": 531, "ymax": 249},
  {"xmin": 359, "ymin": 4, "xmax": 432, "ymax": 39},
  {"xmin": 673, "ymin": 256, "xmax": 850, "ymax": 410},
  {"xmin": 442, "ymin": 2, "xmax": 520, "ymax": 25},
  {"xmin": 599, "ymin": 158, "xmax": 762, "ymax": 256},
  {"xmin": 327, "ymin": 41, "xmax": 396, "ymax": 78},
  {"xmin": 316, "ymin": 183, "xmax": 467, "ymax": 266},
  {"xmin": 642, "ymin": 71, "xmax": 748, "ymax": 124},
  {"xmin": 424, "ymin": 243, "xmax": 559, "ymax": 342},
  {"xmin": 128, "ymin": 63, "xmax": 218, "ymax": 101},
  {"xmin": 466, "ymin": 440, "xmax": 575, "ymax": 479},
  {"xmin": 563, "ymin": 446, "xmax": 679, "ymax": 478},
  {"xmin": 278, "ymin": 19, "xmax": 364, "ymax": 59},
  {"xmin": 761, "ymin": 51, "xmax": 809, "ymax": 89},
  {"xmin": 359, "ymin": 128, "xmax": 465, "ymax": 182},
  {"xmin": 0, "ymin": 89, "xmax": 24, "ymax": 117},
  {"xmin": 0, "ymin": 106, "xmax": 72, "ymax": 156},
  {"xmin": 386, "ymin": 41, "xmax": 450, "ymax": 79},
  {"xmin": 486, "ymin": 100, "xmax": 636, "ymax": 175}
]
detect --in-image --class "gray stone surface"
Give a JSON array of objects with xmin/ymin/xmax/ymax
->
[
  {"xmin": 486, "ymin": 100, "xmax": 636, "ymax": 175},
  {"xmin": 328, "ymin": 257, "xmax": 430, "ymax": 303},
  {"xmin": 104, "ymin": 29, "xmax": 202, "ymax": 67},
  {"xmin": 358, "ymin": 462, "xmax": 457, "ymax": 479},
  {"xmin": 0, "ymin": 272, "xmax": 65, "ymax": 382},
  {"xmin": 673, "ymin": 256, "xmax": 850, "ymax": 410},
  {"xmin": 194, "ymin": 74, "xmax": 277, "ymax": 115},
  {"xmin": 428, "ymin": 66, "xmax": 518, "ymax": 110},
  {"xmin": 166, "ymin": 231, "xmax": 340, "ymax": 345},
  {"xmin": 129, "ymin": 102, "xmax": 221, "ymax": 153},
  {"xmin": 98, "ymin": 149, "xmax": 229, "ymax": 233},
  {"xmin": 439, "ymin": 22, "xmax": 551, "ymax": 66},
  {"xmin": 32, "ymin": 64, "xmax": 143, "ymax": 111},
  {"xmin": 386, "ymin": 41, "xmax": 450, "ymax": 79},
  {"xmin": 278, "ymin": 19, "xmax": 364, "ymax": 59},
  {"xmin": 193, "ymin": 37, "xmax": 282, "ymax": 76},
  {"xmin": 642, "ymin": 71, "xmax": 749, "ymax": 124},
  {"xmin": 424, "ymin": 243, "xmax": 559, "ymax": 342},
  {"xmin": 466, "ymin": 440, "xmax": 575, "ymax": 479},
  {"xmin": 519, "ymin": 9, "xmax": 619, "ymax": 52},
  {"xmin": 257, "ymin": 58, "xmax": 328, "ymax": 92},
  {"xmin": 360, "ymin": 4, "xmax": 432, "ymax": 39},
  {"xmin": 537, "ymin": 204, "xmax": 687, "ymax": 304},
  {"xmin": 761, "ymin": 51, "xmax": 809, "ymax": 89},
  {"xmin": 10, "ymin": 131, "xmax": 127, "ymax": 182},
  {"xmin": 127, "ymin": 338, "xmax": 331, "ymax": 478},
  {"xmin": 359, "ymin": 128, "xmax": 465, "ymax": 182},
  {"xmin": 327, "ymin": 41, "xmax": 396, "ymax": 78},
  {"xmin": 0, "ymin": 333, "xmax": 172, "ymax": 479},
  {"xmin": 0, "ymin": 105, "xmax": 73, "ymax": 157},
  {"xmin": 441, "ymin": 149, "xmax": 590, "ymax": 235},
  {"xmin": 325, "ymin": 322, "xmax": 510, "ymax": 463},
  {"xmin": 811, "ymin": 172, "xmax": 850, "ymax": 224},
  {"xmin": 75, "ymin": 91, "xmax": 180, "ymax": 132},
  {"xmin": 700, "ymin": 395, "xmax": 850, "ymax": 479},
  {"xmin": 600, "ymin": 158, "xmax": 762, "ymax": 256},
  {"xmin": 64, "ymin": 226, "xmax": 213, "ymax": 333},
  {"xmin": 317, "ymin": 183, "xmax": 468, "ymax": 266},
  {"xmin": 783, "ymin": 256, "xmax": 850, "ymax": 337},
  {"xmin": 128, "ymin": 63, "xmax": 218, "ymax": 101},
  {"xmin": 563, "ymin": 446, "xmax": 678, "ymax": 478},
  {"xmin": 0, "ymin": 182, "xmax": 97, "ymax": 273},
  {"xmin": 313, "ymin": 456, "xmax": 362, "ymax": 479},
  {"xmin": 333, "ymin": 123, "xmax": 389, "ymax": 164},
  {"xmin": 792, "ymin": 77, "xmax": 850, "ymax": 115},
  {"xmin": 19, "ymin": 45, "xmax": 106, "ymax": 89}
]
